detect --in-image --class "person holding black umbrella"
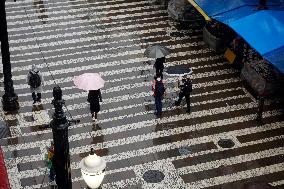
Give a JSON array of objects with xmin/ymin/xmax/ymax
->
[
  {"xmin": 144, "ymin": 45, "xmax": 171, "ymax": 79},
  {"xmin": 154, "ymin": 56, "xmax": 165, "ymax": 79}
]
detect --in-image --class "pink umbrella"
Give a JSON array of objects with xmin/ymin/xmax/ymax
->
[{"xmin": 74, "ymin": 73, "xmax": 105, "ymax": 90}]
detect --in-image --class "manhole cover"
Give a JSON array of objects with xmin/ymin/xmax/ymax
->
[
  {"xmin": 178, "ymin": 147, "xmax": 191, "ymax": 156},
  {"xmin": 218, "ymin": 139, "xmax": 235, "ymax": 148},
  {"xmin": 142, "ymin": 170, "xmax": 165, "ymax": 183},
  {"xmin": 24, "ymin": 116, "xmax": 34, "ymax": 122}
]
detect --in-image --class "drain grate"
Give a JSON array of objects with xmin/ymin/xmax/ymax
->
[
  {"xmin": 218, "ymin": 139, "xmax": 235, "ymax": 148},
  {"xmin": 142, "ymin": 170, "xmax": 165, "ymax": 183}
]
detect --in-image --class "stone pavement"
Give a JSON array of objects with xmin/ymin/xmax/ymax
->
[{"xmin": 0, "ymin": 0, "xmax": 284, "ymax": 188}]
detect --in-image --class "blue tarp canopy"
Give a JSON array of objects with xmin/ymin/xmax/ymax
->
[
  {"xmin": 229, "ymin": 11, "xmax": 284, "ymax": 70},
  {"xmin": 192, "ymin": 0, "xmax": 284, "ymax": 74}
]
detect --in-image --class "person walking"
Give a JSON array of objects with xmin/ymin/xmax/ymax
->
[
  {"xmin": 152, "ymin": 75, "xmax": 165, "ymax": 116},
  {"xmin": 46, "ymin": 141, "xmax": 56, "ymax": 183},
  {"xmin": 175, "ymin": 76, "xmax": 192, "ymax": 113},
  {"xmin": 87, "ymin": 89, "xmax": 102, "ymax": 121},
  {"xmin": 27, "ymin": 64, "xmax": 44, "ymax": 104},
  {"xmin": 154, "ymin": 57, "xmax": 165, "ymax": 78}
]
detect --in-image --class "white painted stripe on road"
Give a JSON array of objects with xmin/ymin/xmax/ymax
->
[
  {"xmin": 10, "ymin": 27, "xmax": 168, "ymax": 51},
  {"xmin": 7, "ymin": 67, "xmax": 235, "ymax": 92},
  {"xmin": 177, "ymin": 147, "xmax": 284, "ymax": 175},
  {"xmin": 10, "ymin": 41, "xmax": 205, "ymax": 66},
  {"xmin": 9, "ymin": 20, "xmax": 169, "ymax": 44},
  {"xmin": 15, "ymin": 123, "xmax": 284, "ymax": 179},
  {"xmin": 187, "ymin": 162, "xmax": 284, "ymax": 189},
  {"xmin": 8, "ymin": 14, "xmax": 168, "ymax": 38},
  {"xmin": 1, "ymin": 74, "xmax": 241, "ymax": 125},
  {"xmin": 7, "ymin": 0, "xmax": 154, "ymax": 20},
  {"xmin": 6, "ymin": 0, "xmax": 148, "ymax": 10},
  {"xmin": 8, "ymin": 86, "xmax": 244, "ymax": 133},
  {"xmin": 2, "ymin": 101, "xmax": 260, "ymax": 154},
  {"xmin": 9, "ymin": 48, "xmax": 213, "ymax": 81},
  {"xmin": 12, "ymin": 65, "xmax": 232, "ymax": 99},
  {"xmin": 8, "ymin": 10, "xmax": 168, "ymax": 33},
  {"xmin": 270, "ymin": 180, "xmax": 284, "ymax": 186},
  {"xmin": 0, "ymin": 77, "xmax": 242, "ymax": 121},
  {"xmin": 8, "ymin": 5, "xmax": 163, "ymax": 26}
]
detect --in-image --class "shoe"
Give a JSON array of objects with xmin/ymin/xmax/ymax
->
[
  {"xmin": 175, "ymin": 101, "xmax": 180, "ymax": 106},
  {"xmin": 155, "ymin": 112, "xmax": 162, "ymax": 116},
  {"xmin": 186, "ymin": 110, "xmax": 191, "ymax": 114},
  {"xmin": 33, "ymin": 100, "xmax": 37, "ymax": 104}
]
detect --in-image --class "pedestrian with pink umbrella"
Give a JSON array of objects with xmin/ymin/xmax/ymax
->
[
  {"xmin": 74, "ymin": 73, "xmax": 105, "ymax": 121},
  {"xmin": 87, "ymin": 89, "xmax": 102, "ymax": 121}
]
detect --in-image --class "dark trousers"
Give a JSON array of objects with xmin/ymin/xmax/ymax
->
[
  {"xmin": 49, "ymin": 168, "xmax": 56, "ymax": 181},
  {"xmin": 155, "ymin": 96, "xmax": 162, "ymax": 114},
  {"xmin": 32, "ymin": 92, "xmax": 41, "ymax": 102},
  {"xmin": 176, "ymin": 92, "xmax": 191, "ymax": 112},
  {"xmin": 256, "ymin": 97, "xmax": 264, "ymax": 121}
]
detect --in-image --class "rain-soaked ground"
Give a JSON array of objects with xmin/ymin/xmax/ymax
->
[{"xmin": 0, "ymin": 0, "xmax": 284, "ymax": 188}]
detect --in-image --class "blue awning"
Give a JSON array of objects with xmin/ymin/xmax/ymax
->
[
  {"xmin": 229, "ymin": 11, "xmax": 284, "ymax": 55},
  {"xmin": 228, "ymin": 11, "xmax": 284, "ymax": 73},
  {"xmin": 191, "ymin": 0, "xmax": 284, "ymax": 74}
]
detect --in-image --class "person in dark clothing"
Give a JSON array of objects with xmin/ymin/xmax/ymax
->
[
  {"xmin": 154, "ymin": 57, "xmax": 165, "ymax": 78},
  {"xmin": 256, "ymin": 97, "xmax": 265, "ymax": 122},
  {"xmin": 87, "ymin": 89, "xmax": 102, "ymax": 121},
  {"xmin": 27, "ymin": 64, "xmax": 44, "ymax": 104},
  {"xmin": 152, "ymin": 76, "xmax": 165, "ymax": 116},
  {"xmin": 175, "ymin": 76, "xmax": 192, "ymax": 113},
  {"xmin": 46, "ymin": 142, "xmax": 56, "ymax": 183}
]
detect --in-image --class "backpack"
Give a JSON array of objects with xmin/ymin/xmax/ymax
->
[
  {"xmin": 155, "ymin": 81, "xmax": 165, "ymax": 97},
  {"xmin": 182, "ymin": 80, "xmax": 192, "ymax": 95},
  {"xmin": 46, "ymin": 148, "xmax": 54, "ymax": 169},
  {"xmin": 29, "ymin": 71, "xmax": 41, "ymax": 88}
]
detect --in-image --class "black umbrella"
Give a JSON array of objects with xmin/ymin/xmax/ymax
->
[
  {"xmin": 144, "ymin": 45, "xmax": 171, "ymax": 58},
  {"xmin": 165, "ymin": 64, "xmax": 193, "ymax": 76}
]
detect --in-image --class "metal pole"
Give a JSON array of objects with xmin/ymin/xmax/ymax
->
[
  {"xmin": 0, "ymin": 0, "xmax": 19, "ymax": 111},
  {"xmin": 256, "ymin": 97, "xmax": 264, "ymax": 122},
  {"xmin": 50, "ymin": 86, "xmax": 72, "ymax": 189}
]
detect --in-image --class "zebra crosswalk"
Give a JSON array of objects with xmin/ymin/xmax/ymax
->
[{"xmin": 0, "ymin": 0, "xmax": 283, "ymax": 188}]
